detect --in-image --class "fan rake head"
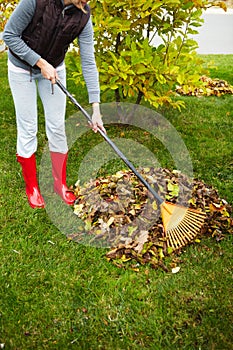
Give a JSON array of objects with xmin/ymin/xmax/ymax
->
[{"xmin": 161, "ymin": 202, "xmax": 206, "ymax": 250}]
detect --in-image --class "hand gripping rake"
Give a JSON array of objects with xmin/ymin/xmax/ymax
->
[{"xmin": 56, "ymin": 80, "xmax": 206, "ymax": 250}]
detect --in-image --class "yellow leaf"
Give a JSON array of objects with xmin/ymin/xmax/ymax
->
[
  {"xmin": 158, "ymin": 248, "xmax": 164, "ymax": 259},
  {"xmin": 121, "ymin": 254, "xmax": 132, "ymax": 262},
  {"xmin": 107, "ymin": 217, "xmax": 115, "ymax": 227},
  {"xmin": 85, "ymin": 220, "xmax": 92, "ymax": 231}
]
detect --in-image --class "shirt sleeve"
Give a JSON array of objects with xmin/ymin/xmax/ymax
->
[
  {"xmin": 78, "ymin": 17, "xmax": 100, "ymax": 104},
  {"xmin": 3, "ymin": 0, "xmax": 41, "ymax": 67}
]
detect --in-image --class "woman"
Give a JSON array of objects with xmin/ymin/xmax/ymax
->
[{"xmin": 3, "ymin": 0, "xmax": 105, "ymax": 209}]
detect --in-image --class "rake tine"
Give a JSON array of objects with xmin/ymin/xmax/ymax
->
[
  {"xmin": 175, "ymin": 225, "xmax": 196, "ymax": 240},
  {"xmin": 165, "ymin": 206, "xmax": 206, "ymax": 249},
  {"xmin": 167, "ymin": 222, "xmax": 204, "ymax": 249},
  {"xmin": 179, "ymin": 218, "xmax": 202, "ymax": 233},
  {"xmin": 169, "ymin": 231, "xmax": 187, "ymax": 249}
]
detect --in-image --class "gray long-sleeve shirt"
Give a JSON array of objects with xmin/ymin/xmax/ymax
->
[{"xmin": 3, "ymin": 0, "xmax": 100, "ymax": 103}]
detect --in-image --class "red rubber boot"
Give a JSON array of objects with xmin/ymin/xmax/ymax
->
[
  {"xmin": 16, "ymin": 154, "xmax": 45, "ymax": 209},
  {"xmin": 50, "ymin": 152, "xmax": 76, "ymax": 205}
]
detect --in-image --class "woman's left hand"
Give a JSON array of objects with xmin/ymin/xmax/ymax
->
[{"xmin": 91, "ymin": 103, "xmax": 106, "ymax": 134}]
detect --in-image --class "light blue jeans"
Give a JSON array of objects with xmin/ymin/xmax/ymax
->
[{"xmin": 8, "ymin": 67, "xmax": 68, "ymax": 157}]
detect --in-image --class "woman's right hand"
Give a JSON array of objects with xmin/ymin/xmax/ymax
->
[{"xmin": 36, "ymin": 58, "xmax": 58, "ymax": 84}]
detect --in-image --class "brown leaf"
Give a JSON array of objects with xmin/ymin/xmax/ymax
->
[{"xmin": 134, "ymin": 231, "xmax": 149, "ymax": 254}]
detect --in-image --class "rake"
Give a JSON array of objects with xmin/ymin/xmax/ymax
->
[{"xmin": 56, "ymin": 80, "xmax": 206, "ymax": 250}]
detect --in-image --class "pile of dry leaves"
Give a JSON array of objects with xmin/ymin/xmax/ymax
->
[
  {"xmin": 72, "ymin": 168, "xmax": 232, "ymax": 271},
  {"xmin": 176, "ymin": 75, "xmax": 233, "ymax": 97}
]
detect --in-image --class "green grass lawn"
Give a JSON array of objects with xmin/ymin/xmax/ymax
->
[{"xmin": 0, "ymin": 52, "xmax": 232, "ymax": 350}]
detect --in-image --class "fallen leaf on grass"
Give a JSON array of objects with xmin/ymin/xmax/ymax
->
[
  {"xmin": 176, "ymin": 75, "xmax": 233, "ymax": 97},
  {"xmin": 171, "ymin": 266, "xmax": 181, "ymax": 274}
]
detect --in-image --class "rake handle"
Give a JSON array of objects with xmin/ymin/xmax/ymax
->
[{"xmin": 56, "ymin": 79, "xmax": 164, "ymax": 205}]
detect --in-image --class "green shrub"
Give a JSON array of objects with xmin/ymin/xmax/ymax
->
[
  {"xmin": 68, "ymin": 0, "xmax": 226, "ymax": 109},
  {"xmin": 1, "ymin": 0, "xmax": 227, "ymax": 109}
]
